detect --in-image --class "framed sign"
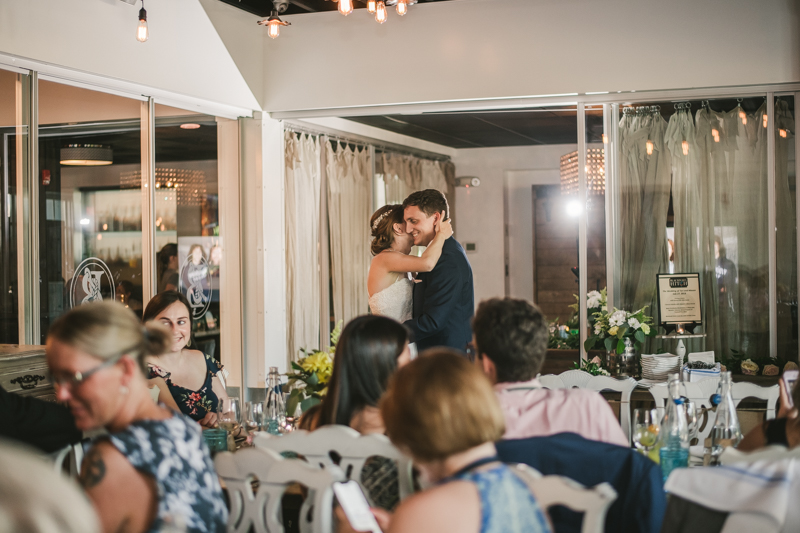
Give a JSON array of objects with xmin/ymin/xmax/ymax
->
[{"xmin": 656, "ymin": 273, "xmax": 702, "ymax": 326}]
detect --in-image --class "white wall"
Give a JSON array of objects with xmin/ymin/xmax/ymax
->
[
  {"xmin": 453, "ymin": 144, "xmax": 576, "ymax": 306},
  {"xmin": 203, "ymin": 0, "xmax": 800, "ymax": 114},
  {"xmin": 0, "ymin": 0, "xmax": 260, "ymax": 115}
]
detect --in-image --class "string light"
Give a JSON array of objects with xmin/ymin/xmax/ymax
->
[
  {"xmin": 339, "ymin": 0, "xmax": 354, "ymax": 16},
  {"xmin": 397, "ymin": 0, "xmax": 408, "ymax": 15},
  {"xmin": 376, "ymin": 1, "xmax": 387, "ymax": 23},
  {"xmin": 763, "ymin": 114, "xmax": 768, "ymax": 128},
  {"xmin": 646, "ymin": 139, "xmax": 654, "ymax": 156},
  {"xmin": 682, "ymin": 139, "xmax": 689, "ymax": 156},
  {"xmin": 367, "ymin": 0, "xmax": 377, "ymax": 13},
  {"xmin": 712, "ymin": 128, "xmax": 720, "ymax": 143},
  {"xmin": 780, "ymin": 129, "xmax": 788, "ymax": 138},
  {"xmin": 136, "ymin": 0, "xmax": 148, "ymax": 43}
]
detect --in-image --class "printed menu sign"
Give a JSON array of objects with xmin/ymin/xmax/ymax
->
[{"xmin": 657, "ymin": 273, "xmax": 702, "ymax": 325}]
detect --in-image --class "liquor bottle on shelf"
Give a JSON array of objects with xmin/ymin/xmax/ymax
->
[{"xmin": 658, "ymin": 373, "xmax": 689, "ymax": 482}]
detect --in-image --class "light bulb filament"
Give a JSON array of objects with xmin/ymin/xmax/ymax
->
[
  {"xmin": 397, "ymin": 0, "xmax": 408, "ymax": 15},
  {"xmin": 682, "ymin": 140, "xmax": 689, "ymax": 156},
  {"xmin": 646, "ymin": 139, "xmax": 654, "ymax": 156},
  {"xmin": 339, "ymin": 0, "xmax": 354, "ymax": 16},
  {"xmin": 367, "ymin": 0, "xmax": 377, "ymax": 13},
  {"xmin": 376, "ymin": 1, "xmax": 387, "ymax": 23}
]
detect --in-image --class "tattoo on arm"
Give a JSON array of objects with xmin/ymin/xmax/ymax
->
[{"xmin": 80, "ymin": 446, "xmax": 107, "ymax": 489}]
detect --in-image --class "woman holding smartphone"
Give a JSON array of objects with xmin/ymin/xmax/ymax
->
[{"xmin": 738, "ymin": 372, "xmax": 800, "ymax": 451}]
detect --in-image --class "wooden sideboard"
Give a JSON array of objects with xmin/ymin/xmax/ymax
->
[{"xmin": 0, "ymin": 345, "xmax": 54, "ymax": 401}]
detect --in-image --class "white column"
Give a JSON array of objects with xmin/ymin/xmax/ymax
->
[
  {"xmin": 578, "ymin": 103, "xmax": 588, "ymax": 361},
  {"xmin": 767, "ymin": 93, "xmax": 776, "ymax": 359}
]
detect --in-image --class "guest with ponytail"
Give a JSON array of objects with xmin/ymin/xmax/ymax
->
[{"xmin": 46, "ymin": 300, "xmax": 227, "ymax": 533}]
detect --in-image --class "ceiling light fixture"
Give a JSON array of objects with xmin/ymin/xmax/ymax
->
[
  {"xmin": 367, "ymin": 0, "xmax": 377, "ymax": 13},
  {"xmin": 376, "ymin": 1, "xmax": 388, "ymax": 23},
  {"xmin": 339, "ymin": 0, "xmax": 354, "ymax": 16},
  {"xmin": 258, "ymin": 10, "xmax": 291, "ymax": 39},
  {"xmin": 396, "ymin": 0, "xmax": 408, "ymax": 16},
  {"xmin": 136, "ymin": 0, "xmax": 148, "ymax": 43},
  {"xmin": 60, "ymin": 144, "xmax": 113, "ymax": 166},
  {"xmin": 180, "ymin": 123, "xmax": 201, "ymax": 130}
]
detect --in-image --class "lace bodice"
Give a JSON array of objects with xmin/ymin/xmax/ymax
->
[{"xmin": 369, "ymin": 276, "xmax": 413, "ymax": 323}]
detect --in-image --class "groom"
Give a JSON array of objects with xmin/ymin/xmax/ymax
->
[{"xmin": 402, "ymin": 189, "xmax": 474, "ymax": 351}]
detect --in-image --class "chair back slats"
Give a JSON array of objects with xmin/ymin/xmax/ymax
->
[
  {"xmin": 254, "ymin": 425, "xmax": 414, "ymax": 501},
  {"xmin": 510, "ymin": 463, "xmax": 618, "ymax": 533},
  {"xmin": 215, "ymin": 446, "xmax": 344, "ymax": 533}
]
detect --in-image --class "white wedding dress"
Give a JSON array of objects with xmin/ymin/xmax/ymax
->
[{"xmin": 369, "ymin": 274, "xmax": 413, "ymax": 323}]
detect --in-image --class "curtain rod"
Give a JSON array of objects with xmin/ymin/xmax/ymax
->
[{"xmin": 283, "ymin": 122, "xmax": 452, "ymax": 163}]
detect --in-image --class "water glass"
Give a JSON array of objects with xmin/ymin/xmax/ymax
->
[
  {"xmin": 244, "ymin": 401, "xmax": 263, "ymax": 433},
  {"xmin": 683, "ymin": 401, "xmax": 699, "ymax": 444},
  {"xmin": 633, "ymin": 408, "xmax": 660, "ymax": 456},
  {"xmin": 218, "ymin": 397, "xmax": 241, "ymax": 434}
]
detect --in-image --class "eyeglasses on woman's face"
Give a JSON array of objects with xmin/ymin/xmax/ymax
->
[{"xmin": 52, "ymin": 352, "xmax": 125, "ymax": 390}]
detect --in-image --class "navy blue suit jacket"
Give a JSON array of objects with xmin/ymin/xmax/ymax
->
[
  {"xmin": 496, "ymin": 433, "xmax": 666, "ymax": 533},
  {"xmin": 404, "ymin": 237, "xmax": 474, "ymax": 351}
]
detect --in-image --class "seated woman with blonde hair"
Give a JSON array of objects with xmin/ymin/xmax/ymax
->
[
  {"xmin": 340, "ymin": 349, "xmax": 551, "ymax": 533},
  {"xmin": 46, "ymin": 301, "xmax": 227, "ymax": 533}
]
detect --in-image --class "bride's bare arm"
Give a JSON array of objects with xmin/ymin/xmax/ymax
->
[{"xmin": 377, "ymin": 218, "xmax": 453, "ymax": 273}]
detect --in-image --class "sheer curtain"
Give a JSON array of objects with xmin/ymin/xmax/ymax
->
[
  {"xmin": 375, "ymin": 152, "xmax": 456, "ymax": 222},
  {"xmin": 327, "ymin": 142, "xmax": 372, "ymax": 325},
  {"xmin": 284, "ymin": 132, "xmax": 321, "ymax": 361}
]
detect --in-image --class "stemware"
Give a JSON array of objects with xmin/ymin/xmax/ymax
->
[
  {"xmin": 633, "ymin": 408, "xmax": 660, "ymax": 457},
  {"xmin": 218, "ymin": 397, "xmax": 241, "ymax": 434},
  {"xmin": 244, "ymin": 401, "xmax": 263, "ymax": 433},
  {"xmin": 684, "ymin": 401, "xmax": 699, "ymax": 444}
]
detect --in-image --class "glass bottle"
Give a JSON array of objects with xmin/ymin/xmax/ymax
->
[
  {"xmin": 659, "ymin": 373, "xmax": 689, "ymax": 482},
  {"xmin": 710, "ymin": 371, "xmax": 742, "ymax": 465},
  {"xmin": 264, "ymin": 366, "xmax": 286, "ymax": 436}
]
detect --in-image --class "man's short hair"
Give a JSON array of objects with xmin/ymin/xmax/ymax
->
[
  {"xmin": 402, "ymin": 189, "xmax": 449, "ymax": 220},
  {"xmin": 472, "ymin": 298, "xmax": 548, "ymax": 383}
]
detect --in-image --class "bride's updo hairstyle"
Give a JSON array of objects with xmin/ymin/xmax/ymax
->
[{"xmin": 370, "ymin": 204, "xmax": 405, "ymax": 256}]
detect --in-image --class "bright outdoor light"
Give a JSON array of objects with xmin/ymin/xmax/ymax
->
[{"xmin": 566, "ymin": 200, "xmax": 583, "ymax": 218}]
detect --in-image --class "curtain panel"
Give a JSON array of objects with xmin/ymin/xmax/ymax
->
[
  {"xmin": 284, "ymin": 132, "xmax": 321, "ymax": 361},
  {"xmin": 327, "ymin": 142, "xmax": 372, "ymax": 326}
]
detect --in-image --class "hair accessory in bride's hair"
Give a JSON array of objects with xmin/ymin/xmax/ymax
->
[{"xmin": 372, "ymin": 210, "xmax": 390, "ymax": 231}]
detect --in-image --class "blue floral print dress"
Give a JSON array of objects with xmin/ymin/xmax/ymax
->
[
  {"xmin": 148, "ymin": 353, "xmax": 224, "ymax": 421},
  {"xmin": 105, "ymin": 413, "xmax": 228, "ymax": 533}
]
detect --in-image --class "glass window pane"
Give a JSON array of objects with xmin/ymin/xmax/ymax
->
[
  {"xmin": 776, "ymin": 95, "xmax": 796, "ymax": 359},
  {"xmin": 0, "ymin": 68, "xmax": 28, "ymax": 343},
  {"xmin": 38, "ymin": 80, "xmax": 142, "ymax": 342},
  {"xmin": 154, "ymin": 105, "xmax": 220, "ymax": 361}
]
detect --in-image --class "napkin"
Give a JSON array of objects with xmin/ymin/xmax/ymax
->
[{"xmin": 688, "ymin": 351, "xmax": 716, "ymax": 364}]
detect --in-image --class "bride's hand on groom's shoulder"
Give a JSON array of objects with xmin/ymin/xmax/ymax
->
[{"xmin": 436, "ymin": 217, "xmax": 453, "ymax": 239}]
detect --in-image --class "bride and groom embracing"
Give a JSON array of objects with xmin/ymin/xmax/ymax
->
[{"xmin": 367, "ymin": 189, "xmax": 474, "ymax": 352}]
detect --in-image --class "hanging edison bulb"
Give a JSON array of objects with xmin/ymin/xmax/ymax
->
[
  {"xmin": 136, "ymin": 2, "xmax": 148, "ymax": 43},
  {"xmin": 682, "ymin": 139, "xmax": 689, "ymax": 156},
  {"xmin": 267, "ymin": 20, "xmax": 281, "ymax": 39},
  {"xmin": 397, "ymin": 0, "xmax": 408, "ymax": 15},
  {"xmin": 738, "ymin": 107, "xmax": 747, "ymax": 125},
  {"xmin": 367, "ymin": 0, "xmax": 377, "ymax": 13},
  {"xmin": 376, "ymin": 1, "xmax": 388, "ymax": 23},
  {"xmin": 763, "ymin": 114, "xmax": 768, "ymax": 128},
  {"xmin": 711, "ymin": 128, "xmax": 720, "ymax": 142},
  {"xmin": 258, "ymin": 11, "xmax": 291, "ymax": 40},
  {"xmin": 339, "ymin": 0, "xmax": 354, "ymax": 16},
  {"xmin": 780, "ymin": 129, "xmax": 788, "ymax": 138},
  {"xmin": 646, "ymin": 139, "xmax": 654, "ymax": 156}
]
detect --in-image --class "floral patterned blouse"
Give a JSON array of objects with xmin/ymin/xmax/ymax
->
[{"xmin": 148, "ymin": 353, "xmax": 224, "ymax": 421}]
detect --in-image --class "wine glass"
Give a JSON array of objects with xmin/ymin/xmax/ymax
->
[
  {"xmin": 683, "ymin": 401, "xmax": 699, "ymax": 444},
  {"xmin": 633, "ymin": 408, "xmax": 660, "ymax": 456},
  {"xmin": 244, "ymin": 401, "xmax": 263, "ymax": 434},
  {"xmin": 218, "ymin": 398, "xmax": 241, "ymax": 434}
]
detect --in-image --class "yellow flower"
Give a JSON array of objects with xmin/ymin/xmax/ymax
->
[
  {"xmin": 608, "ymin": 326, "xmax": 619, "ymax": 336},
  {"xmin": 300, "ymin": 351, "xmax": 333, "ymax": 375},
  {"xmin": 641, "ymin": 324, "xmax": 650, "ymax": 335}
]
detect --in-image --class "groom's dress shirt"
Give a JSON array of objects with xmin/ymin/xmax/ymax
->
[
  {"xmin": 405, "ymin": 237, "xmax": 474, "ymax": 352},
  {"xmin": 494, "ymin": 378, "xmax": 629, "ymax": 447}
]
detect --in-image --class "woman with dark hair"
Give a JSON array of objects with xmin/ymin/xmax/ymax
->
[
  {"xmin": 368, "ymin": 204, "xmax": 452, "ymax": 323},
  {"xmin": 143, "ymin": 291, "xmax": 228, "ymax": 428},
  {"xmin": 157, "ymin": 243, "xmax": 179, "ymax": 293},
  {"xmin": 303, "ymin": 315, "xmax": 411, "ymax": 510}
]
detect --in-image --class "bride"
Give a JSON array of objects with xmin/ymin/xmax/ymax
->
[{"xmin": 368, "ymin": 204, "xmax": 452, "ymax": 323}]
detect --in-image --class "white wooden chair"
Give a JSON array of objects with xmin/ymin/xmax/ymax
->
[
  {"xmin": 649, "ymin": 379, "xmax": 779, "ymax": 457},
  {"xmin": 50, "ymin": 442, "xmax": 84, "ymax": 479},
  {"xmin": 538, "ymin": 370, "xmax": 638, "ymax": 443},
  {"xmin": 510, "ymin": 463, "xmax": 618, "ymax": 533},
  {"xmin": 254, "ymin": 425, "xmax": 414, "ymax": 503},
  {"xmin": 215, "ymin": 446, "xmax": 344, "ymax": 533}
]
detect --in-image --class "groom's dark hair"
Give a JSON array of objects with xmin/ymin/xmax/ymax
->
[
  {"xmin": 403, "ymin": 189, "xmax": 449, "ymax": 219},
  {"xmin": 472, "ymin": 298, "xmax": 548, "ymax": 383}
]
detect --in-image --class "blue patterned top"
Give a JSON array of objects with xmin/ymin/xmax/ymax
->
[
  {"xmin": 106, "ymin": 413, "xmax": 228, "ymax": 533},
  {"xmin": 148, "ymin": 353, "xmax": 224, "ymax": 421},
  {"xmin": 452, "ymin": 464, "xmax": 551, "ymax": 533}
]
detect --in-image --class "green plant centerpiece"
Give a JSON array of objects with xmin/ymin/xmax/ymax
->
[
  {"xmin": 285, "ymin": 321, "xmax": 342, "ymax": 416},
  {"xmin": 583, "ymin": 305, "xmax": 656, "ymax": 355}
]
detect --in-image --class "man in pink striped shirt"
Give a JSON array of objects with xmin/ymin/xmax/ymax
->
[{"xmin": 472, "ymin": 298, "xmax": 629, "ymax": 447}]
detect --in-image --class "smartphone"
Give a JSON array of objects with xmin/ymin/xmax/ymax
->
[
  {"xmin": 783, "ymin": 370, "xmax": 798, "ymax": 408},
  {"xmin": 332, "ymin": 481, "xmax": 382, "ymax": 533}
]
